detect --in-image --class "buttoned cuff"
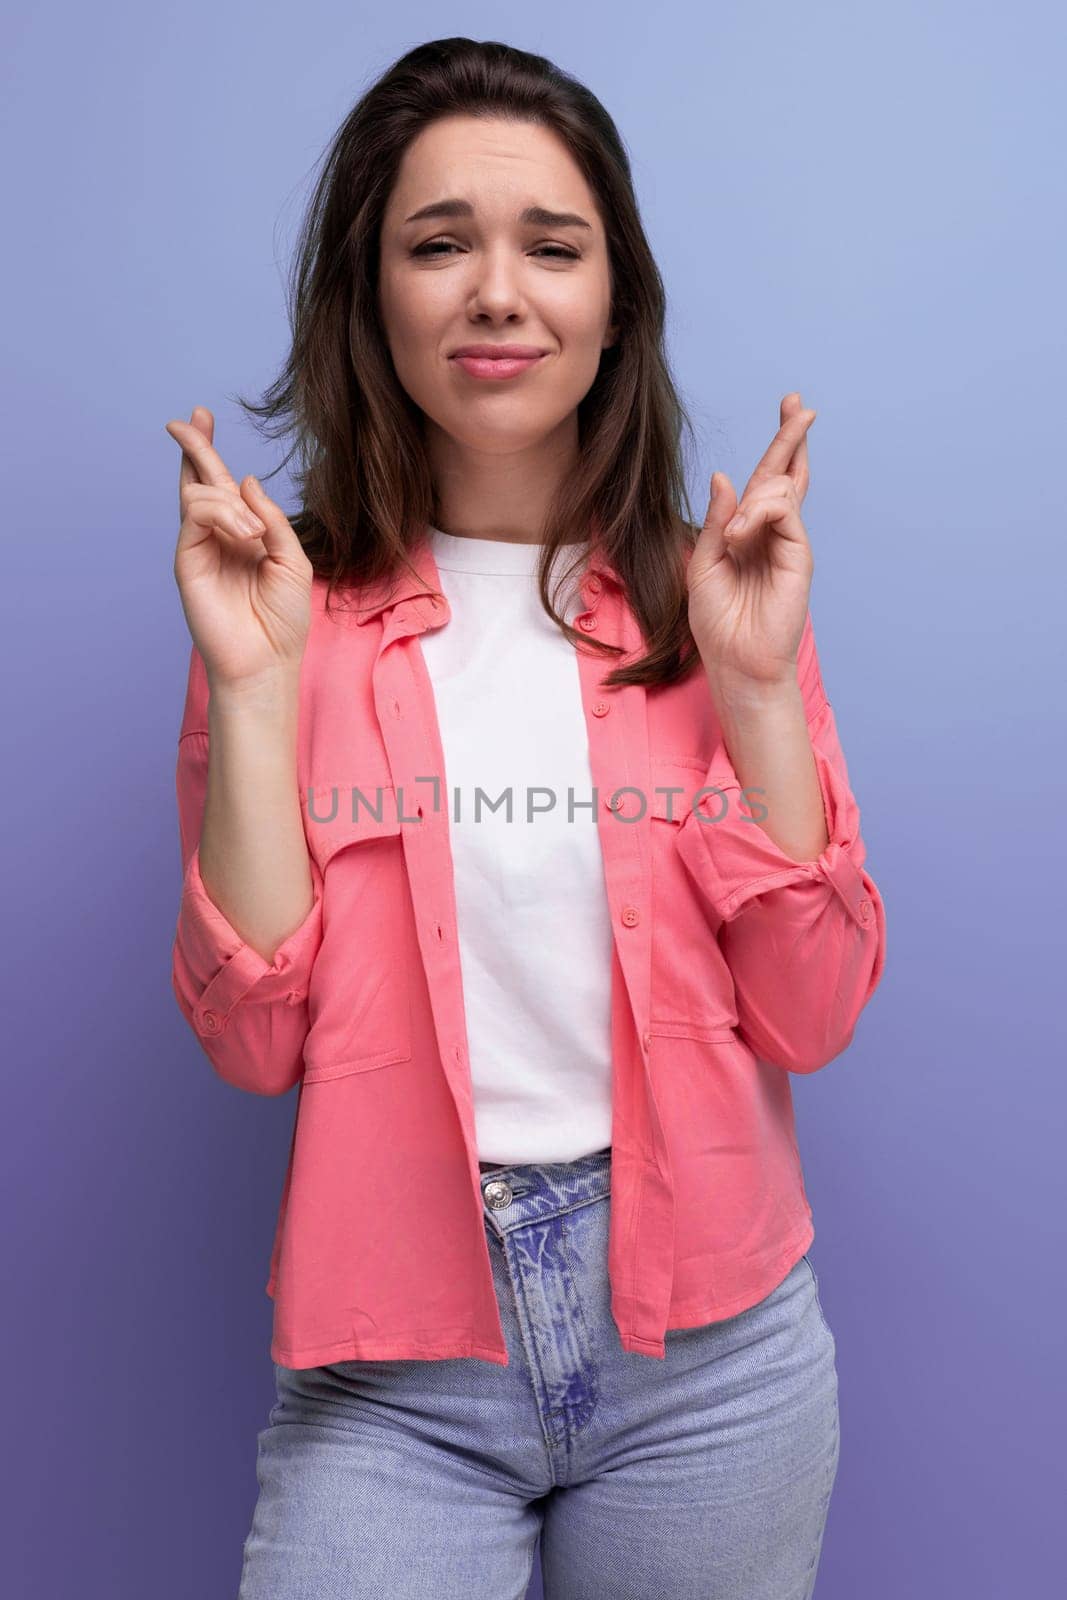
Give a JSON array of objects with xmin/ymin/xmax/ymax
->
[
  {"xmin": 172, "ymin": 846, "xmax": 324, "ymax": 1039},
  {"xmin": 674, "ymin": 700, "xmax": 875, "ymax": 929}
]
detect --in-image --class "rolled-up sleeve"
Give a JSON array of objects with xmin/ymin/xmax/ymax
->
[
  {"xmin": 170, "ymin": 651, "xmax": 324, "ymax": 1096},
  {"xmin": 672, "ymin": 613, "xmax": 887, "ymax": 1073}
]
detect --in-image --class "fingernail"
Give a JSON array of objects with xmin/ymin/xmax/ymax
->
[
  {"xmin": 725, "ymin": 514, "xmax": 746, "ymax": 536},
  {"xmin": 239, "ymin": 512, "xmax": 266, "ymax": 534},
  {"xmin": 710, "ymin": 473, "xmax": 718, "ymax": 499}
]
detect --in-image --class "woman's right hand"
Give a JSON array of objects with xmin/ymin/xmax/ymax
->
[{"xmin": 167, "ymin": 406, "xmax": 314, "ymax": 690}]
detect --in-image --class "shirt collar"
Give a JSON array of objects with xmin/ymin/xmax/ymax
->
[{"xmin": 350, "ymin": 529, "xmax": 621, "ymax": 626}]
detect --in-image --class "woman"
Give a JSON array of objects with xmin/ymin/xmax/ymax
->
[{"xmin": 167, "ymin": 37, "xmax": 885, "ymax": 1600}]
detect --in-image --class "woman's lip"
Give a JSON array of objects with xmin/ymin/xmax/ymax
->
[{"xmin": 451, "ymin": 354, "xmax": 546, "ymax": 380}]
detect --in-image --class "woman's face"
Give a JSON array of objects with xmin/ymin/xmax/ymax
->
[{"xmin": 378, "ymin": 115, "xmax": 617, "ymax": 458}]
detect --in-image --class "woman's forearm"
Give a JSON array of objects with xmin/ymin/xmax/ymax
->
[
  {"xmin": 198, "ymin": 670, "xmax": 315, "ymax": 965},
  {"xmin": 706, "ymin": 673, "xmax": 830, "ymax": 863}
]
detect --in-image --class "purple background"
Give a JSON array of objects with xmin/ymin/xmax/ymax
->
[{"xmin": 4, "ymin": 3, "xmax": 1063, "ymax": 1595}]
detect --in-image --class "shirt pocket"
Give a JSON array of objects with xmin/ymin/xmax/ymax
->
[
  {"xmin": 647, "ymin": 757, "xmax": 739, "ymax": 1038},
  {"xmin": 299, "ymin": 780, "xmax": 416, "ymax": 1083}
]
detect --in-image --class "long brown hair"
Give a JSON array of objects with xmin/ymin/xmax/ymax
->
[{"xmin": 233, "ymin": 37, "xmax": 706, "ymax": 687}]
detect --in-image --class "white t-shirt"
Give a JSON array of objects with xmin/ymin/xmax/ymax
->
[{"xmin": 418, "ymin": 526, "xmax": 614, "ymax": 1165}]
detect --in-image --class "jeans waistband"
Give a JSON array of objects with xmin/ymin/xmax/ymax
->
[{"xmin": 478, "ymin": 1146, "xmax": 612, "ymax": 1235}]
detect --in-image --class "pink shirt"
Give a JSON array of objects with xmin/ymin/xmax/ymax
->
[{"xmin": 171, "ymin": 534, "xmax": 886, "ymax": 1368}]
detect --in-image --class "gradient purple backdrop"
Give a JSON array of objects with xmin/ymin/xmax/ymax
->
[{"xmin": 4, "ymin": 3, "xmax": 1064, "ymax": 1596}]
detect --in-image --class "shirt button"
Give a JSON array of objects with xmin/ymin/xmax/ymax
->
[
  {"xmin": 585, "ymin": 574, "xmax": 603, "ymax": 595},
  {"xmin": 591, "ymin": 700, "xmax": 610, "ymax": 717},
  {"xmin": 578, "ymin": 612, "xmax": 598, "ymax": 631},
  {"xmin": 621, "ymin": 906, "xmax": 640, "ymax": 927},
  {"xmin": 483, "ymin": 1178, "xmax": 514, "ymax": 1210},
  {"xmin": 201, "ymin": 1010, "xmax": 220, "ymax": 1033},
  {"xmin": 606, "ymin": 794, "xmax": 624, "ymax": 811},
  {"xmin": 859, "ymin": 898, "xmax": 873, "ymax": 923}
]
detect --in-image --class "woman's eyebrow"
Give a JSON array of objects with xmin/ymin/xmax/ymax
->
[{"xmin": 402, "ymin": 198, "xmax": 593, "ymax": 231}]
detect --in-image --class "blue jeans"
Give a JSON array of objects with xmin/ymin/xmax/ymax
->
[{"xmin": 238, "ymin": 1147, "xmax": 839, "ymax": 1599}]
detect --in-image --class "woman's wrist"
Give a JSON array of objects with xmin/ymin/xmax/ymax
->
[{"xmin": 207, "ymin": 665, "xmax": 303, "ymax": 721}]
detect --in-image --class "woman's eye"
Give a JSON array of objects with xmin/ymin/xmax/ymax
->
[{"xmin": 412, "ymin": 241, "xmax": 579, "ymax": 261}]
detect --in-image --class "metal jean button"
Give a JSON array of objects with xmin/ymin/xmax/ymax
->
[{"xmin": 483, "ymin": 1178, "xmax": 514, "ymax": 1209}]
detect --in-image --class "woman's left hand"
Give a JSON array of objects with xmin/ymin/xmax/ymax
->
[{"xmin": 687, "ymin": 393, "xmax": 818, "ymax": 694}]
